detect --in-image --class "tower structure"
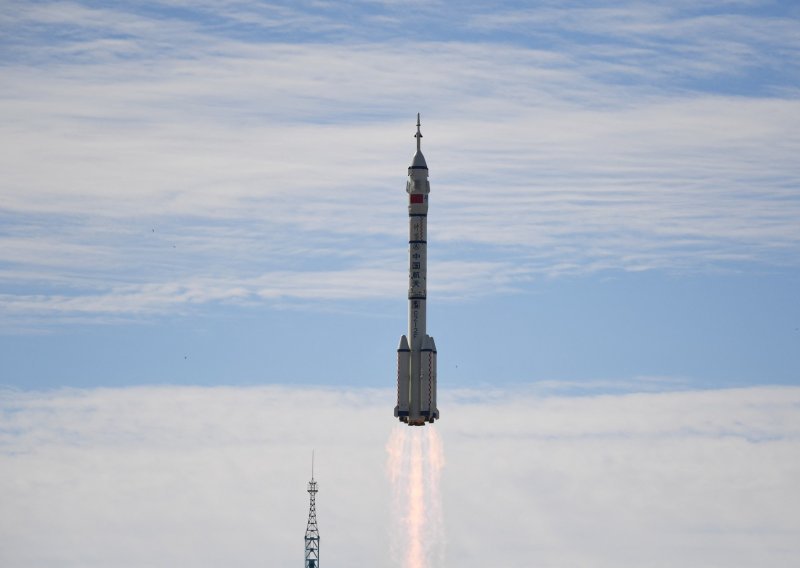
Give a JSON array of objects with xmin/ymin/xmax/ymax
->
[{"xmin": 304, "ymin": 456, "xmax": 319, "ymax": 568}]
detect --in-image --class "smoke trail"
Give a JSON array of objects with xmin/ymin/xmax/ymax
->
[{"xmin": 386, "ymin": 426, "xmax": 445, "ymax": 568}]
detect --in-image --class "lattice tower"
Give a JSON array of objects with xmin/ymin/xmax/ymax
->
[{"xmin": 304, "ymin": 456, "xmax": 319, "ymax": 568}]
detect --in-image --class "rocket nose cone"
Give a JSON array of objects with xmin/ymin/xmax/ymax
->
[
  {"xmin": 398, "ymin": 335, "xmax": 410, "ymax": 350},
  {"xmin": 410, "ymin": 150, "xmax": 428, "ymax": 170}
]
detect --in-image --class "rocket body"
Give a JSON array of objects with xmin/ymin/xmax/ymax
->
[{"xmin": 395, "ymin": 116, "xmax": 439, "ymax": 426}]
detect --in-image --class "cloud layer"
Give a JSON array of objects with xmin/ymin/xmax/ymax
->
[
  {"xmin": 1, "ymin": 1, "xmax": 799, "ymax": 327},
  {"xmin": 1, "ymin": 384, "xmax": 798, "ymax": 567}
]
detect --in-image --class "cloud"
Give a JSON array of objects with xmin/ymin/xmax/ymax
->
[
  {"xmin": 466, "ymin": 1, "xmax": 800, "ymax": 80},
  {"xmin": 1, "ymin": 1, "xmax": 799, "ymax": 327},
  {"xmin": 1, "ymin": 384, "xmax": 798, "ymax": 567},
  {"xmin": 0, "ymin": 258, "xmax": 519, "ymax": 330}
]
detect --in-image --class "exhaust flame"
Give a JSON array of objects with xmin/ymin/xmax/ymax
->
[{"xmin": 386, "ymin": 426, "xmax": 445, "ymax": 568}]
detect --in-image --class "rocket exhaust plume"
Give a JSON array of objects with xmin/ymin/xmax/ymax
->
[{"xmin": 387, "ymin": 426, "xmax": 445, "ymax": 568}]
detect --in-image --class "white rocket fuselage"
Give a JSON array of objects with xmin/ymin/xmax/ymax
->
[{"xmin": 395, "ymin": 116, "xmax": 439, "ymax": 426}]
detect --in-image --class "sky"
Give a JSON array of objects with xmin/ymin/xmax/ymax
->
[
  {"xmin": 1, "ymin": 1, "xmax": 799, "ymax": 566},
  {"xmin": 2, "ymin": 385, "xmax": 799, "ymax": 567}
]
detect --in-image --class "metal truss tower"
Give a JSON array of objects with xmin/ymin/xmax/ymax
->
[{"xmin": 304, "ymin": 454, "xmax": 320, "ymax": 568}]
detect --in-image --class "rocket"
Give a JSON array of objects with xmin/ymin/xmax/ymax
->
[{"xmin": 394, "ymin": 114, "xmax": 440, "ymax": 426}]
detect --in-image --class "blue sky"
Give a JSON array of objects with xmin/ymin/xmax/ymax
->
[
  {"xmin": 1, "ymin": 3, "xmax": 800, "ymax": 567},
  {"xmin": 1, "ymin": 0, "xmax": 799, "ymax": 391}
]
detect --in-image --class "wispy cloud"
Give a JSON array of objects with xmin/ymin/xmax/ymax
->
[
  {"xmin": 0, "ymin": 259, "xmax": 521, "ymax": 330},
  {"xmin": 1, "ymin": 1, "xmax": 798, "ymax": 327},
  {"xmin": 1, "ymin": 385, "xmax": 798, "ymax": 567},
  {"xmin": 467, "ymin": 2, "xmax": 800, "ymax": 83}
]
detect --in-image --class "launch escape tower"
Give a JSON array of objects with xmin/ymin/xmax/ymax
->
[{"xmin": 304, "ymin": 456, "xmax": 319, "ymax": 568}]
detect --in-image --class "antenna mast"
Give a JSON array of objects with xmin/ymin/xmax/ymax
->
[{"xmin": 305, "ymin": 453, "xmax": 320, "ymax": 568}]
